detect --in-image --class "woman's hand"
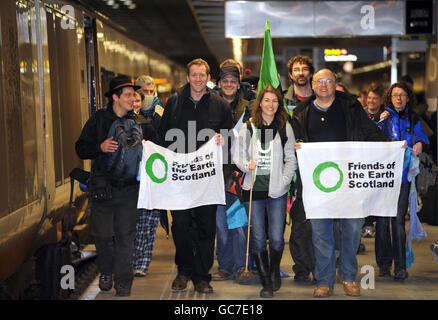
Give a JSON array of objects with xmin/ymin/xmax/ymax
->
[
  {"xmin": 380, "ymin": 110, "xmax": 389, "ymax": 120},
  {"xmin": 294, "ymin": 142, "xmax": 302, "ymax": 150},
  {"xmin": 412, "ymin": 142, "xmax": 423, "ymax": 156}
]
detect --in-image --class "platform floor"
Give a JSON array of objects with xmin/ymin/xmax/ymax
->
[{"xmin": 82, "ymin": 217, "xmax": 438, "ymax": 301}]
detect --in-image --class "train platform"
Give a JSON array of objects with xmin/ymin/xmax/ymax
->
[{"xmin": 81, "ymin": 218, "xmax": 438, "ymax": 301}]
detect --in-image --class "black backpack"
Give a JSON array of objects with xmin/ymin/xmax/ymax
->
[{"xmin": 106, "ymin": 117, "xmax": 143, "ymax": 179}]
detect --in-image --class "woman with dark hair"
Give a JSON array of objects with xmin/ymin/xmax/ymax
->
[
  {"xmin": 375, "ymin": 82, "xmax": 429, "ymax": 281},
  {"xmin": 233, "ymin": 85, "xmax": 297, "ymax": 298}
]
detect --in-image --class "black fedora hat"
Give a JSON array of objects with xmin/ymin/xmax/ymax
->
[{"xmin": 104, "ymin": 75, "xmax": 141, "ymax": 97}]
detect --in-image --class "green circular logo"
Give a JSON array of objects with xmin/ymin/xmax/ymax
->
[
  {"xmin": 145, "ymin": 153, "xmax": 168, "ymax": 184},
  {"xmin": 313, "ymin": 161, "xmax": 343, "ymax": 193}
]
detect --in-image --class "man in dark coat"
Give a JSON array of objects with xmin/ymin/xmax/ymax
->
[
  {"xmin": 158, "ymin": 58, "xmax": 232, "ymax": 294},
  {"xmin": 284, "ymin": 55, "xmax": 316, "ymax": 283},
  {"xmin": 291, "ymin": 68, "xmax": 389, "ymax": 298},
  {"xmin": 75, "ymin": 75, "xmax": 141, "ymax": 297}
]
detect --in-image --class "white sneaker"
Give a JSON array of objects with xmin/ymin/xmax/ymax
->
[{"xmin": 134, "ymin": 269, "xmax": 146, "ymax": 277}]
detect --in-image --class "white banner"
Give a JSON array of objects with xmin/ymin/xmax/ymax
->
[
  {"xmin": 137, "ymin": 138, "xmax": 225, "ymax": 210},
  {"xmin": 296, "ymin": 141, "xmax": 405, "ymax": 219}
]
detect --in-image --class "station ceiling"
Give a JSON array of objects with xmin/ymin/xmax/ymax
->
[
  {"xmin": 74, "ymin": 0, "xmax": 228, "ymax": 74},
  {"xmin": 73, "ymin": 0, "xmax": 397, "ymax": 77}
]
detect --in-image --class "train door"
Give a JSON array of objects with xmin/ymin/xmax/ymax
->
[{"xmin": 84, "ymin": 15, "xmax": 101, "ymax": 115}]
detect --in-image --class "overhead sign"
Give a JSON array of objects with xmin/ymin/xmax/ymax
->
[
  {"xmin": 320, "ymin": 47, "xmax": 385, "ymax": 63},
  {"xmin": 225, "ymin": 1, "xmax": 405, "ymax": 38},
  {"xmin": 324, "ymin": 48, "xmax": 358, "ymax": 62}
]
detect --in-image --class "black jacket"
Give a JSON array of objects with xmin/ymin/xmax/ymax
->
[
  {"xmin": 132, "ymin": 112, "xmax": 159, "ymax": 144},
  {"xmin": 291, "ymin": 91, "xmax": 390, "ymax": 143},
  {"xmin": 75, "ymin": 104, "xmax": 136, "ymax": 172},
  {"xmin": 158, "ymin": 83, "xmax": 233, "ymax": 152},
  {"xmin": 284, "ymin": 85, "xmax": 306, "ymax": 109}
]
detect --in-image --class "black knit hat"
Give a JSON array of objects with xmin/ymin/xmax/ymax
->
[
  {"xmin": 218, "ymin": 66, "xmax": 240, "ymax": 82},
  {"xmin": 104, "ymin": 75, "xmax": 141, "ymax": 97}
]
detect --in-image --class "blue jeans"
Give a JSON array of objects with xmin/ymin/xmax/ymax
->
[
  {"xmin": 311, "ymin": 218, "xmax": 364, "ymax": 290},
  {"xmin": 244, "ymin": 193, "xmax": 287, "ymax": 253},
  {"xmin": 216, "ymin": 191, "xmax": 249, "ymax": 275},
  {"xmin": 375, "ymin": 182, "xmax": 410, "ymax": 272}
]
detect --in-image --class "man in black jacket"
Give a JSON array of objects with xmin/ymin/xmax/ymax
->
[
  {"xmin": 284, "ymin": 55, "xmax": 316, "ymax": 283},
  {"xmin": 158, "ymin": 58, "xmax": 232, "ymax": 294},
  {"xmin": 291, "ymin": 69, "xmax": 389, "ymax": 298},
  {"xmin": 75, "ymin": 75, "xmax": 141, "ymax": 297},
  {"xmin": 212, "ymin": 65, "xmax": 252, "ymax": 284}
]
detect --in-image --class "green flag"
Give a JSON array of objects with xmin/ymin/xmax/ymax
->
[{"xmin": 257, "ymin": 21, "xmax": 281, "ymax": 97}]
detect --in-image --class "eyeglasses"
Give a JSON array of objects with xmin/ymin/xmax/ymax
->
[
  {"xmin": 391, "ymin": 94, "xmax": 408, "ymax": 99},
  {"xmin": 292, "ymin": 67, "xmax": 310, "ymax": 73},
  {"xmin": 313, "ymin": 79, "xmax": 335, "ymax": 85}
]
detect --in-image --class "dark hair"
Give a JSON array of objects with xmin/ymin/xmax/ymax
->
[
  {"xmin": 287, "ymin": 55, "xmax": 314, "ymax": 75},
  {"xmin": 400, "ymin": 74, "xmax": 413, "ymax": 85},
  {"xmin": 251, "ymin": 86, "xmax": 289, "ymax": 129},
  {"xmin": 367, "ymin": 81, "xmax": 385, "ymax": 98},
  {"xmin": 136, "ymin": 89, "xmax": 145, "ymax": 101},
  {"xmin": 384, "ymin": 82, "xmax": 416, "ymax": 110},
  {"xmin": 108, "ymin": 88, "xmax": 124, "ymax": 106}
]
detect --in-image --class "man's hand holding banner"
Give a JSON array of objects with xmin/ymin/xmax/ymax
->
[
  {"xmin": 296, "ymin": 141, "xmax": 405, "ymax": 219},
  {"xmin": 137, "ymin": 138, "xmax": 225, "ymax": 210}
]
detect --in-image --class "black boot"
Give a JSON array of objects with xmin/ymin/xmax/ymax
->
[
  {"xmin": 253, "ymin": 250, "xmax": 274, "ymax": 298},
  {"xmin": 269, "ymin": 248, "xmax": 283, "ymax": 292}
]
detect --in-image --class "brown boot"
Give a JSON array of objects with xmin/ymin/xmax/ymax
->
[
  {"xmin": 194, "ymin": 280, "xmax": 213, "ymax": 294},
  {"xmin": 341, "ymin": 281, "xmax": 360, "ymax": 296},
  {"xmin": 171, "ymin": 274, "xmax": 190, "ymax": 291},
  {"xmin": 313, "ymin": 286, "xmax": 333, "ymax": 297},
  {"xmin": 212, "ymin": 271, "xmax": 232, "ymax": 281}
]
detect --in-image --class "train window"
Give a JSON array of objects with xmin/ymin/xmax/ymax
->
[
  {"xmin": 46, "ymin": 6, "xmax": 83, "ymax": 185},
  {"xmin": 0, "ymin": 0, "xmax": 42, "ymax": 217}
]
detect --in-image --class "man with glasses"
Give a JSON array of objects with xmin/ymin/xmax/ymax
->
[
  {"xmin": 284, "ymin": 55, "xmax": 316, "ymax": 284},
  {"xmin": 291, "ymin": 68, "xmax": 389, "ymax": 297},
  {"xmin": 285, "ymin": 55, "xmax": 314, "ymax": 114}
]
